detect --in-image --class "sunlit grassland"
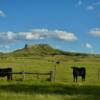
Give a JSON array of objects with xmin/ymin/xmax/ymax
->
[
  {"xmin": 0, "ymin": 56, "xmax": 99, "ymax": 84},
  {"xmin": 0, "ymin": 55, "xmax": 100, "ymax": 100}
]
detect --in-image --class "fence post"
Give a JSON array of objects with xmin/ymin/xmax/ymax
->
[
  {"xmin": 50, "ymin": 70, "xmax": 55, "ymax": 81},
  {"xmin": 36, "ymin": 73, "xmax": 39, "ymax": 80},
  {"xmin": 22, "ymin": 71, "xmax": 25, "ymax": 80},
  {"xmin": 98, "ymin": 71, "xmax": 100, "ymax": 80},
  {"xmin": 54, "ymin": 65, "xmax": 56, "ymax": 81}
]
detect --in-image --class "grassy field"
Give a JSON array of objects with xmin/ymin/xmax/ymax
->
[{"xmin": 0, "ymin": 55, "xmax": 100, "ymax": 100}]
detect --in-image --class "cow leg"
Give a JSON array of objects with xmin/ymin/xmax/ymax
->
[
  {"xmin": 76, "ymin": 76, "xmax": 77, "ymax": 82},
  {"xmin": 74, "ymin": 76, "xmax": 77, "ymax": 82},
  {"xmin": 82, "ymin": 76, "xmax": 85, "ymax": 81},
  {"xmin": 7, "ymin": 75, "xmax": 10, "ymax": 81},
  {"xmin": 73, "ymin": 77, "xmax": 75, "ymax": 82},
  {"xmin": 73, "ymin": 76, "xmax": 75, "ymax": 82},
  {"xmin": 7, "ymin": 74, "xmax": 12, "ymax": 81}
]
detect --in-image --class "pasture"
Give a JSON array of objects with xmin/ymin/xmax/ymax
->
[{"xmin": 0, "ymin": 55, "xmax": 100, "ymax": 100}]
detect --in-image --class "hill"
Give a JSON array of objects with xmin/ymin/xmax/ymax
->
[
  {"xmin": 10, "ymin": 44, "xmax": 64, "ymax": 57},
  {"xmin": 0, "ymin": 44, "xmax": 98, "ymax": 58},
  {"xmin": 10, "ymin": 44, "xmax": 95, "ymax": 58}
]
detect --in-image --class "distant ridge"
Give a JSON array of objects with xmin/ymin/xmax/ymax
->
[
  {"xmin": 0, "ymin": 44, "xmax": 97, "ymax": 58},
  {"xmin": 11, "ymin": 44, "xmax": 64, "ymax": 57}
]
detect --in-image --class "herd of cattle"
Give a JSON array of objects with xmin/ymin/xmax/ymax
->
[{"xmin": 0, "ymin": 67, "xmax": 86, "ymax": 82}]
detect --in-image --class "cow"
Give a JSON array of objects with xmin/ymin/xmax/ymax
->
[
  {"xmin": 72, "ymin": 67, "xmax": 86, "ymax": 82},
  {"xmin": 0, "ymin": 68, "xmax": 12, "ymax": 81}
]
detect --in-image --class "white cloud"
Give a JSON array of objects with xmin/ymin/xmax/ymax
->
[
  {"xmin": 25, "ymin": 33, "xmax": 46, "ymax": 40},
  {"xmin": 52, "ymin": 30, "xmax": 77, "ymax": 41},
  {"xmin": 0, "ymin": 32, "xmax": 15, "ymax": 41},
  {"xmin": 25, "ymin": 33, "xmax": 34, "ymax": 40},
  {"xmin": 0, "ymin": 44, "xmax": 10, "ymax": 49},
  {"xmin": 31, "ymin": 29, "xmax": 49, "ymax": 39},
  {"xmin": 0, "ymin": 10, "xmax": 6, "ymax": 17},
  {"xmin": 89, "ymin": 28, "xmax": 100, "ymax": 36},
  {"xmin": 87, "ymin": 5, "xmax": 94, "ymax": 10},
  {"xmin": 77, "ymin": 0, "xmax": 83, "ymax": 6},
  {"xmin": 18, "ymin": 31, "xmax": 48, "ymax": 40},
  {"xmin": 94, "ymin": 2, "xmax": 100, "ymax": 6},
  {"xmin": 0, "ymin": 29, "xmax": 78, "ymax": 46},
  {"xmin": 20, "ymin": 29, "xmax": 78, "ymax": 41},
  {"xmin": 87, "ymin": 2, "xmax": 100, "ymax": 11},
  {"xmin": 6, "ymin": 31, "xmax": 15, "ymax": 40},
  {"xmin": 83, "ymin": 43, "xmax": 93, "ymax": 49}
]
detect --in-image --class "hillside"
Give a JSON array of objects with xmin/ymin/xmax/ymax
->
[
  {"xmin": 10, "ymin": 44, "xmax": 64, "ymax": 57},
  {"xmin": 0, "ymin": 44, "xmax": 99, "ymax": 58},
  {"xmin": 10, "ymin": 44, "xmax": 97, "ymax": 59}
]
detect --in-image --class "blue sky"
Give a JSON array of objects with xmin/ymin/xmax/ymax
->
[{"xmin": 0, "ymin": 0, "xmax": 100, "ymax": 53}]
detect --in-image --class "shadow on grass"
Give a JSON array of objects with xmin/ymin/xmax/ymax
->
[{"xmin": 0, "ymin": 83, "xmax": 100, "ymax": 96}]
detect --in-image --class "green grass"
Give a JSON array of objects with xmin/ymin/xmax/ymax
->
[
  {"xmin": 0, "ymin": 81, "xmax": 100, "ymax": 100},
  {"xmin": 0, "ymin": 55, "xmax": 100, "ymax": 100}
]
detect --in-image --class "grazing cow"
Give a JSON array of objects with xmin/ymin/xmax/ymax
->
[
  {"xmin": 72, "ymin": 67, "xmax": 86, "ymax": 82},
  {"xmin": 0, "ymin": 68, "xmax": 12, "ymax": 80}
]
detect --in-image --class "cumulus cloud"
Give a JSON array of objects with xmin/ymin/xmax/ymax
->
[
  {"xmin": 0, "ymin": 29, "xmax": 78, "ymax": 45},
  {"xmin": 83, "ymin": 43, "xmax": 93, "ymax": 49},
  {"xmin": 94, "ymin": 2, "xmax": 100, "ymax": 6},
  {"xmin": 0, "ymin": 29, "xmax": 78, "ymax": 52},
  {"xmin": 0, "ymin": 32, "xmax": 16, "ymax": 42},
  {"xmin": 0, "ymin": 44, "xmax": 10, "ymax": 49},
  {"xmin": 26, "ymin": 33, "xmax": 36, "ymax": 40},
  {"xmin": 6, "ymin": 31, "xmax": 15, "ymax": 40},
  {"xmin": 18, "ymin": 30, "xmax": 48, "ymax": 41},
  {"xmin": 87, "ymin": 2, "xmax": 100, "ymax": 11},
  {"xmin": 25, "ymin": 33, "xmax": 46, "ymax": 40},
  {"xmin": 89, "ymin": 28, "xmax": 100, "ymax": 36},
  {"xmin": 20, "ymin": 32, "xmax": 37, "ymax": 40},
  {"xmin": 17, "ymin": 29, "xmax": 77, "ymax": 41},
  {"xmin": 0, "ymin": 10, "xmax": 6, "ymax": 17},
  {"xmin": 87, "ymin": 5, "xmax": 94, "ymax": 10},
  {"xmin": 52, "ymin": 30, "xmax": 77, "ymax": 41},
  {"xmin": 77, "ymin": 0, "xmax": 83, "ymax": 6}
]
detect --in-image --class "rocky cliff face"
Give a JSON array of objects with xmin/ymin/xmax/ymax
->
[{"xmin": 24, "ymin": 44, "xmax": 33, "ymax": 49}]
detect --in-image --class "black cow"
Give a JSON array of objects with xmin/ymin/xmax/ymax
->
[
  {"xmin": 72, "ymin": 67, "xmax": 86, "ymax": 82},
  {"xmin": 0, "ymin": 68, "xmax": 12, "ymax": 80}
]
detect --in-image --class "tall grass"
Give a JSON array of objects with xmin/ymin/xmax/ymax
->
[{"xmin": 0, "ymin": 81, "xmax": 100, "ymax": 100}]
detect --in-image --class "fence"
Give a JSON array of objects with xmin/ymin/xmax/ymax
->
[{"xmin": 11, "ymin": 71, "xmax": 55, "ymax": 81}]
